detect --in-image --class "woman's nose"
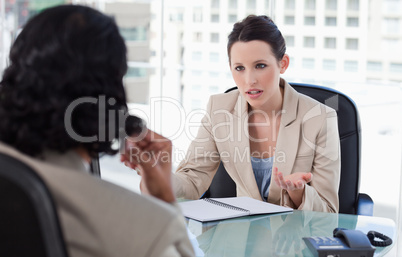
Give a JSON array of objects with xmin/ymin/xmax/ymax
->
[{"xmin": 245, "ymin": 71, "xmax": 257, "ymax": 86}]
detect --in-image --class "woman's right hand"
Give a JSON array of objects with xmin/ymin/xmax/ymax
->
[{"xmin": 120, "ymin": 129, "xmax": 175, "ymax": 203}]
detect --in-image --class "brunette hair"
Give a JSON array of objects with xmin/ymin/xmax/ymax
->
[{"xmin": 227, "ymin": 15, "xmax": 286, "ymax": 62}]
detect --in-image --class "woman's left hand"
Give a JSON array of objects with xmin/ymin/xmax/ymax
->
[{"xmin": 272, "ymin": 167, "xmax": 312, "ymax": 207}]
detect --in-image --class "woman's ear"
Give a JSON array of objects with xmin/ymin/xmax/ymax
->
[{"xmin": 279, "ymin": 54, "xmax": 290, "ymax": 74}]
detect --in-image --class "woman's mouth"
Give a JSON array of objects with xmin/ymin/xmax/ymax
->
[
  {"xmin": 247, "ymin": 90, "xmax": 263, "ymax": 95},
  {"xmin": 246, "ymin": 90, "xmax": 263, "ymax": 98}
]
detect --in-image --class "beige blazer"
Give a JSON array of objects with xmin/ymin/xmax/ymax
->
[
  {"xmin": 174, "ymin": 79, "xmax": 340, "ymax": 213},
  {"xmin": 0, "ymin": 142, "xmax": 195, "ymax": 257}
]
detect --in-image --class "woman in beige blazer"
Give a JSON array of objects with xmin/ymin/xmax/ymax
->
[{"xmin": 172, "ymin": 15, "xmax": 340, "ymax": 213}]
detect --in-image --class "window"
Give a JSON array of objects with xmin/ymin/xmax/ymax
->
[
  {"xmin": 347, "ymin": 17, "xmax": 359, "ymax": 27},
  {"xmin": 169, "ymin": 11, "xmax": 183, "ymax": 22},
  {"xmin": 325, "ymin": 17, "xmax": 337, "ymax": 26},
  {"xmin": 382, "ymin": 38, "xmax": 399, "ymax": 52},
  {"xmin": 390, "ymin": 63, "xmax": 402, "ymax": 73},
  {"xmin": 210, "ymin": 33, "xmax": 219, "ymax": 43},
  {"xmin": 192, "ymin": 51, "xmax": 202, "ymax": 61},
  {"xmin": 326, "ymin": 0, "xmax": 337, "ymax": 10},
  {"xmin": 191, "ymin": 99, "xmax": 202, "ymax": 109},
  {"xmin": 192, "ymin": 84, "xmax": 202, "ymax": 91},
  {"xmin": 303, "ymin": 37, "xmax": 315, "ymax": 48},
  {"xmin": 126, "ymin": 67, "xmax": 147, "ymax": 78},
  {"xmin": 209, "ymin": 72, "xmax": 219, "ymax": 77},
  {"xmin": 304, "ymin": 16, "xmax": 316, "ymax": 26},
  {"xmin": 2, "ymin": 0, "xmax": 401, "ymax": 228},
  {"xmin": 209, "ymin": 85, "xmax": 220, "ymax": 94},
  {"xmin": 228, "ymin": 14, "xmax": 237, "ymax": 23},
  {"xmin": 289, "ymin": 57, "xmax": 295, "ymax": 68},
  {"xmin": 229, "ymin": 0, "xmax": 238, "ymax": 9},
  {"xmin": 191, "ymin": 70, "xmax": 203, "ymax": 77},
  {"xmin": 209, "ymin": 52, "xmax": 220, "ymax": 62},
  {"xmin": 285, "ymin": 35, "xmax": 295, "ymax": 47},
  {"xmin": 302, "ymin": 58, "xmax": 315, "ymax": 69},
  {"xmin": 367, "ymin": 61, "xmax": 383, "ymax": 72},
  {"xmin": 347, "ymin": 0, "xmax": 359, "ymax": 11},
  {"xmin": 265, "ymin": 0, "xmax": 272, "ymax": 9},
  {"xmin": 305, "ymin": 0, "xmax": 316, "ymax": 10},
  {"xmin": 346, "ymin": 38, "xmax": 359, "ymax": 50},
  {"xmin": 324, "ymin": 37, "xmax": 337, "ymax": 48},
  {"xmin": 193, "ymin": 8, "xmax": 203, "ymax": 22},
  {"xmin": 211, "ymin": 0, "xmax": 220, "ymax": 8},
  {"xmin": 323, "ymin": 59, "xmax": 336, "ymax": 70},
  {"xmin": 284, "ymin": 16, "xmax": 295, "ymax": 25},
  {"xmin": 193, "ymin": 32, "xmax": 202, "ymax": 42},
  {"xmin": 383, "ymin": 0, "xmax": 402, "ymax": 14},
  {"xmin": 247, "ymin": 0, "xmax": 256, "ymax": 9},
  {"xmin": 285, "ymin": 0, "xmax": 295, "ymax": 10},
  {"xmin": 211, "ymin": 14, "xmax": 220, "ymax": 23},
  {"xmin": 344, "ymin": 60, "xmax": 358, "ymax": 72},
  {"xmin": 119, "ymin": 27, "xmax": 147, "ymax": 41},
  {"xmin": 382, "ymin": 18, "xmax": 400, "ymax": 34}
]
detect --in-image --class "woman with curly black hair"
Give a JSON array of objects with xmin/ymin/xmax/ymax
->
[
  {"xmin": 0, "ymin": 5, "xmax": 194, "ymax": 257},
  {"xmin": 0, "ymin": 3, "xmax": 128, "ymax": 158}
]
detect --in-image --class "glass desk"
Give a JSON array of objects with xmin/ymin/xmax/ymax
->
[{"xmin": 185, "ymin": 210, "xmax": 396, "ymax": 257}]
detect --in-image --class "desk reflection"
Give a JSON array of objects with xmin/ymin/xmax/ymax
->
[{"xmin": 186, "ymin": 211, "xmax": 338, "ymax": 257}]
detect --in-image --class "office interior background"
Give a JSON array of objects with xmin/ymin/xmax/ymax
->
[{"xmin": 1, "ymin": 0, "xmax": 402, "ymax": 223}]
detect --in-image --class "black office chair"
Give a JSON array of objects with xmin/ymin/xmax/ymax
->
[
  {"xmin": 0, "ymin": 152, "xmax": 69, "ymax": 257},
  {"xmin": 202, "ymin": 82, "xmax": 374, "ymax": 216}
]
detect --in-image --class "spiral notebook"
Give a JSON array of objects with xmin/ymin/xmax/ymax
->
[{"xmin": 179, "ymin": 197, "xmax": 293, "ymax": 222}]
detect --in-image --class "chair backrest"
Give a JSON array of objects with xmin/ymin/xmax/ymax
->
[
  {"xmin": 0, "ymin": 152, "xmax": 69, "ymax": 257},
  {"xmin": 203, "ymin": 83, "xmax": 363, "ymax": 215}
]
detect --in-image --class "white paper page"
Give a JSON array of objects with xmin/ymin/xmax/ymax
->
[
  {"xmin": 213, "ymin": 197, "xmax": 293, "ymax": 215},
  {"xmin": 179, "ymin": 199, "xmax": 249, "ymax": 222}
]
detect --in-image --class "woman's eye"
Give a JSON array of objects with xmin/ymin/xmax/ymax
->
[
  {"xmin": 256, "ymin": 64, "xmax": 266, "ymax": 69},
  {"xmin": 235, "ymin": 66, "xmax": 244, "ymax": 71}
]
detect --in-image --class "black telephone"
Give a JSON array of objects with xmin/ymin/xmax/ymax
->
[{"xmin": 303, "ymin": 228, "xmax": 376, "ymax": 257}]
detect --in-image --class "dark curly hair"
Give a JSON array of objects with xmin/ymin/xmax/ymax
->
[
  {"xmin": 0, "ymin": 5, "xmax": 130, "ymax": 158},
  {"xmin": 227, "ymin": 15, "xmax": 286, "ymax": 62}
]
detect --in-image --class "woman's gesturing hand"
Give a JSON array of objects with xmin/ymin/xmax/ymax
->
[{"xmin": 273, "ymin": 167, "xmax": 313, "ymax": 208}]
